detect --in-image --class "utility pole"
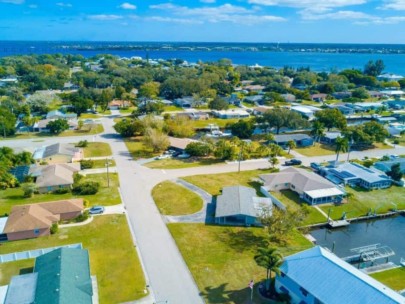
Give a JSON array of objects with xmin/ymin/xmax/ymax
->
[
  {"xmin": 106, "ymin": 158, "xmax": 110, "ymax": 188},
  {"xmin": 238, "ymin": 141, "xmax": 246, "ymax": 173}
]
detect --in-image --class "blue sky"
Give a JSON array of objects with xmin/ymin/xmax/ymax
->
[{"xmin": 0, "ymin": 0, "xmax": 404, "ymax": 43}]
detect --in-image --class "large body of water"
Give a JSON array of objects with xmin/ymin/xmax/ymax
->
[
  {"xmin": 311, "ymin": 215, "xmax": 405, "ymax": 264},
  {"xmin": 1, "ymin": 41, "xmax": 405, "ymax": 75}
]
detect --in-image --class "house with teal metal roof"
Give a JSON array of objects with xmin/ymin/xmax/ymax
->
[
  {"xmin": 34, "ymin": 247, "xmax": 93, "ymax": 304},
  {"xmin": 275, "ymin": 246, "xmax": 405, "ymax": 304}
]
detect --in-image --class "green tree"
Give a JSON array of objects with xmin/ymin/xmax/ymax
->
[
  {"xmin": 22, "ymin": 183, "xmax": 37, "ymax": 198},
  {"xmin": 113, "ymin": 119, "xmax": 143, "ymax": 137},
  {"xmin": 143, "ymin": 128, "xmax": 170, "ymax": 152},
  {"xmin": 352, "ymin": 87, "xmax": 370, "ymax": 99},
  {"xmin": 335, "ymin": 136, "xmax": 349, "ymax": 162},
  {"xmin": 364, "ymin": 59, "xmax": 385, "ymax": 77},
  {"xmin": 209, "ymin": 96, "xmax": 229, "ymax": 110},
  {"xmin": 229, "ymin": 119, "xmax": 254, "ymax": 139},
  {"xmin": 269, "ymin": 157, "xmax": 279, "ymax": 168},
  {"xmin": 314, "ymin": 108, "xmax": 347, "ymax": 131},
  {"xmin": 268, "ymin": 143, "xmax": 282, "ymax": 157},
  {"xmin": 254, "ymin": 246, "xmax": 283, "ymax": 292},
  {"xmin": 286, "ymin": 140, "xmax": 296, "ymax": 154},
  {"xmin": 46, "ymin": 119, "xmax": 69, "ymax": 134},
  {"xmin": 139, "ymin": 81, "xmax": 160, "ymax": 99},
  {"xmin": 0, "ymin": 107, "xmax": 16, "ymax": 137},
  {"xmin": 362, "ymin": 121, "xmax": 389, "ymax": 142},
  {"xmin": 166, "ymin": 116, "xmax": 195, "ymax": 138},
  {"xmin": 387, "ymin": 163, "xmax": 403, "ymax": 182},
  {"xmin": 214, "ymin": 140, "xmax": 239, "ymax": 160},
  {"xmin": 258, "ymin": 108, "xmax": 309, "ymax": 134},
  {"xmin": 185, "ymin": 142, "xmax": 212, "ymax": 157},
  {"xmin": 310, "ymin": 121, "xmax": 326, "ymax": 142}
]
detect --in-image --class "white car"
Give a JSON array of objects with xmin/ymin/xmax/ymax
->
[{"xmin": 155, "ymin": 154, "xmax": 171, "ymax": 160}]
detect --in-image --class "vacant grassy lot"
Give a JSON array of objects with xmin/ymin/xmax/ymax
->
[
  {"xmin": 371, "ymin": 267, "xmax": 405, "ymax": 291},
  {"xmin": 124, "ymin": 137, "xmax": 160, "ymax": 159},
  {"xmin": 146, "ymin": 158, "xmax": 224, "ymax": 169},
  {"xmin": 0, "ymin": 215, "xmax": 147, "ymax": 304},
  {"xmin": 270, "ymin": 190, "xmax": 327, "ymax": 225},
  {"xmin": 296, "ymin": 143, "xmax": 335, "ymax": 157},
  {"xmin": 0, "ymin": 173, "xmax": 121, "ymax": 215},
  {"xmin": 168, "ymin": 223, "xmax": 312, "ymax": 304},
  {"xmin": 152, "ymin": 181, "xmax": 203, "ymax": 215},
  {"xmin": 320, "ymin": 186, "xmax": 405, "ymax": 220},
  {"xmin": 90, "ymin": 159, "xmax": 116, "ymax": 169},
  {"xmin": 182, "ymin": 169, "xmax": 273, "ymax": 196},
  {"xmin": 82, "ymin": 142, "xmax": 112, "ymax": 158}
]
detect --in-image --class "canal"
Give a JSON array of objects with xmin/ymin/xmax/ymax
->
[{"xmin": 310, "ymin": 215, "xmax": 405, "ymax": 264}]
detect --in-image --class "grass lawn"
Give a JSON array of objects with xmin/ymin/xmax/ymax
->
[
  {"xmin": 152, "ymin": 181, "xmax": 203, "ymax": 215},
  {"xmin": 319, "ymin": 186, "xmax": 405, "ymax": 220},
  {"xmin": 371, "ymin": 267, "xmax": 405, "ymax": 291},
  {"xmin": 82, "ymin": 142, "xmax": 112, "ymax": 158},
  {"xmin": 119, "ymin": 107, "xmax": 136, "ymax": 114},
  {"xmin": 0, "ymin": 215, "xmax": 147, "ymax": 304},
  {"xmin": 80, "ymin": 113, "xmax": 101, "ymax": 119},
  {"xmin": 145, "ymin": 157, "xmax": 224, "ymax": 169},
  {"xmin": 124, "ymin": 137, "xmax": 159, "ymax": 159},
  {"xmin": 373, "ymin": 142, "xmax": 393, "ymax": 150},
  {"xmin": 168, "ymin": 223, "xmax": 312, "ymax": 304},
  {"xmin": 296, "ymin": 143, "xmax": 335, "ymax": 157},
  {"xmin": 0, "ymin": 173, "xmax": 121, "ymax": 216},
  {"xmin": 190, "ymin": 118, "xmax": 247, "ymax": 129},
  {"xmin": 241, "ymin": 102, "xmax": 254, "ymax": 108},
  {"xmin": 270, "ymin": 190, "xmax": 328, "ymax": 225},
  {"xmin": 0, "ymin": 259, "xmax": 35, "ymax": 285},
  {"xmin": 182, "ymin": 169, "xmax": 273, "ymax": 196},
  {"xmin": 96, "ymin": 106, "xmax": 111, "ymax": 115},
  {"xmin": 90, "ymin": 159, "xmax": 116, "ymax": 169},
  {"xmin": 163, "ymin": 105, "xmax": 184, "ymax": 112},
  {"xmin": 391, "ymin": 134, "xmax": 405, "ymax": 146}
]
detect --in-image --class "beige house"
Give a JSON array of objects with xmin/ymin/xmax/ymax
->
[
  {"xmin": 30, "ymin": 163, "xmax": 80, "ymax": 193},
  {"xmin": 3, "ymin": 199, "xmax": 84, "ymax": 241},
  {"xmin": 33, "ymin": 143, "xmax": 83, "ymax": 164},
  {"xmin": 259, "ymin": 167, "xmax": 344, "ymax": 205}
]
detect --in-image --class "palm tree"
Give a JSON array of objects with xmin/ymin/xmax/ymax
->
[
  {"xmin": 254, "ymin": 246, "xmax": 283, "ymax": 292},
  {"xmin": 268, "ymin": 143, "xmax": 282, "ymax": 157},
  {"xmin": 310, "ymin": 121, "xmax": 325, "ymax": 143},
  {"xmin": 335, "ymin": 136, "xmax": 349, "ymax": 163},
  {"xmin": 286, "ymin": 140, "xmax": 296, "ymax": 154}
]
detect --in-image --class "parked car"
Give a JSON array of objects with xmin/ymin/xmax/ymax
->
[
  {"xmin": 284, "ymin": 159, "xmax": 302, "ymax": 166},
  {"xmin": 155, "ymin": 154, "xmax": 171, "ymax": 160},
  {"xmin": 177, "ymin": 153, "xmax": 191, "ymax": 159},
  {"xmin": 310, "ymin": 162, "xmax": 321, "ymax": 170},
  {"xmin": 89, "ymin": 206, "xmax": 105, "ymax": 215}
]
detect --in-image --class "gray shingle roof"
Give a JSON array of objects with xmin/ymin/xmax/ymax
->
[
  {"xmin": 215, "ymin": 186, "xmax": 271, "ymax": 218},
  {"xmin": 274, "ymin": 134, "xmax": 312, "ymax": 143}
]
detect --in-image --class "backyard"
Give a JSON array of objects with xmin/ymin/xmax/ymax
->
[
  {"xmin": 319, "ymin": 186, "xmax": 405, "ymax": 220},
  {"xmin": 295, "ymin": 143, "xmax": 335, "ymax": 157},
  {"xmin": 370, "ymin": 267, "xmax": 405, "ymax": 291},
  {"xmin": 0, "ymin": 173, "xmax": 121, "ymax": 215},
  {"xmin": 152, "ymin": 181, "xmax": 203, "ymax": 215},
  {"xmin": 0, "ymin": 215, "xmax": 147, "ymax": 304},
  {"xmin": 168, "ymin": 223, "xmax": 312, "ymax": 304}
]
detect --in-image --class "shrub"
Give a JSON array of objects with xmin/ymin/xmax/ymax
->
[
  {"xmin": 50, "ymin": 223, "xmax": 59, "ymax": 234},
  {"xmin": 75, "ymin": 210, "xmax": 90, "ymax": 222},
  {"xmin": 73, "ymin": 173, "xmax": 84, "ymax": 185},
  {"xmin": 72, "ymin": 181, "xmax": 100, "ymax": 195},
  {"xmin": 80, "ymin": 159, "xmax": 94, "ymax": 169},
  {"xmin": 393, "ymin": 139, "xmax": 400, "ymax": 145},
  {"xmin": 22, "ymin": 183, "xmax": 38, "ymax": 198},
  {"xmin": 52, "ymin": 188, "xmax": 70, "ymax": 194},
  {"xmin": 76, "ymin": 140, "xmax": 89, "ymax": 147},
  {"xmin": 83, "ymin": 199, "xmax": 90, "ymax": 207}
]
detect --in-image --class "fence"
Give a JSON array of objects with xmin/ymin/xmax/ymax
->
[
  {"xmin": 260, "ymin": 186, "xmax": 287, "ymax": 211},
  {"xmin": 0, "ymin": 243, "xmax": 82, "ymax": 263}
]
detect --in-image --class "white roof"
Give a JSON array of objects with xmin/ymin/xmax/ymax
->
[
  {"xmin": 291, "ymin": 105, "xmax": 320, "ymax": 114},
  {"xmin": 0, "ymin": 217, "xmax": 7, "ymax": 233},
  {"xmin": 380, "ymin": 90, "xmax": 404, "ymax": 95},
  {"xmin": 214, "ymin": 109, "xmax": 250, "ymax": 115},
  {"xmin": 305, "ymin": 187, "xmax": 344, "ymax": 199}
]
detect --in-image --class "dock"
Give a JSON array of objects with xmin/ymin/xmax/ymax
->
[
  {"xmin": 360, "ymin": 262, "xmax": 399, "ymax": 274},
  {"xmin": 328, "ymin": 219, "xmax": 350, "ymax": 228}
]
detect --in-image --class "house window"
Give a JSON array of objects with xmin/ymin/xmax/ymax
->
[
  {"xmin": 300, "ymin": 287, "xmax": 308, "ymax": 297},
  {"xmin": 34, "ymin": 229, "xmax": 40, "ymax": 235}
]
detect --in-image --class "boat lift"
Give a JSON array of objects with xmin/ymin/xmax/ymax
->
[{"xmin": 343, "ymin": 244, "xmax": 395, "ymax": 266}]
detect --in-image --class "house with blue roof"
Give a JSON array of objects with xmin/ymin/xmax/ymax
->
[
  {"xmin": 319, "ymin": 162, "xmax": 392, "ymax": 189},
  {"xmin": 275, "ymin": 246, "xmax": 405, "ymax": 304},
  {"xmin": 46, "ymin": 110, "xmax": 77, "ymax": 120},
  {"xmin": 374, "ymin": 158, "xmax": 405, "ymax": 174}
]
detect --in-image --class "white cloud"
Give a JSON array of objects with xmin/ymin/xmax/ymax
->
[
  {"xmin": 88, "ymin": 14, "xmax": 123, "ymax": 21},
  {"xmin": 248, "ymin": 0, "xmax": 366, "ymax": 13},
  {"xmin": 119, "ymin": 2, "xmax": 137, "ymax": 10},
  {"xmin": 56, "ymin": 2, "xmax": 72, "ymax": 7},
  {"xmin": 146, "ymin": 16, "xmax": 203, "ymax": 24},
  {"xmin": 380, "ymin": 0, "xmax": 405, "ymax": 10},
  {"xmin": 0, "ymin": 0, "xmax": 24, "ymax": 4},
  {"xmin": 149, "ymin": 3, "xmax": 285, "ymax": 24}
]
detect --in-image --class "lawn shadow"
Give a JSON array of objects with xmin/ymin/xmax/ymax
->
[
  {"xmin": 200, "ymin": 283, "xmax": 269, "ymax": 304},
  {"xmin": 220, "ymin": 229, "xmax": 268, "ymax": 253},
  {"xmin": 205, "ymin": 196, "xmax": 217, "ymax": 224},
  {"xmin": 19, "ymin": 267, "xmax": 34, "ymax": 275},
  {"xmin": 247, "ymin": 181, "xmax": 264, "ymax": 197}
]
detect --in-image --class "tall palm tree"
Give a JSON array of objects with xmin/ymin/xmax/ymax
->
[
  {"xmin": 286, "ymin": 140, "xmax": 296, "ymax": 154},
  {"xmin": 335, "ymin": 136, "xmax": 349, "ymax": 163},
  {"xmin": 310, "ymin": 121, "xmax": 325, "ymax": 143},
  {"xmin": 254, "ymin": 246, "xmax": 283, "ymax": 292},
  {"xmin": 268, "ymin": 143, "xmax": 282, "ymax": 157}
]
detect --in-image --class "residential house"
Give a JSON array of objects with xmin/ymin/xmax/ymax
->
[
  {"xmin": 0, "ymin": 76, "xmax": 18, "ymax": 87},
  {"xmin": 290, "ymin": 105, "xmax": 320, "ymax": 119},
  {"xmin": 4, "ymin": 248, "xmax": 93, "ymax": 304},
  {"xmin": 9, "ymin": 165, "xmax": 30, "ymax": 182},
  {"xmin": 380, "ymin": 90, "xmax": 404, "ymax": 99},
  {"xmin": 311, "ymin": 93, "xmax": 327, "ymax": 102},
  {"xmin": 33, "ymin": 143, "xmax": 83, "ymax": 164},
  {"xmin": 244, "ymin": 95, "xmax": 264, "ymax": 105},
  {"xmin": 253, "ymin": 106, "xmax": 271, "ymax": 116},
  {"xmin": 168, "ymin": 137, "xmax": 198, "ymax": 152},
  {"xmin": 320, "ymin": 132, "xmax": 341, "ymax": 145},
  {"xmin": 377, "ymin": 73, "xmax": 404, "ymax": 81},
  {"xmin": 3, "ymin": 199, "xmax": 84, "ymax": 241},
  {"xmin": 62, "ymin": 82, "xmax": 80, "ymax": 91},
  {"xmin": 332, "ymin": 91, "xmax": 352, "ymax": 100},
  {"xmin": 281, "ymin": 93, "xmax": 296, "ymax": 103},
  {"xmin": 33, "ymin": 118, "xmax": 78, "ymax": 133},
  {"xmin": 275, "ymin": 246, "xmax": 405, "ymax": 304},
  {"xmin": 374, "ymin": 158, "xmax": 405, "ymax": 174},
  {"xmin": 368, "ymin": 90, "xmax": 384, "ymax": 99},
  {"xmin": 174, "ymin": 111, "xmax": 209, "ymax": 121},
  {"xmin": 273, "ymin": 134, "xmax": 314, "ymax": 148},
  {"xmin": 215, "ymin": 186, "xmax": 272, "ymax": 226},
  {"xmin": 46, "ymin": 110, "xmax": 77, "ymax": 120},
  {"xmin": 386, "ymin": 100, "xmax": 405, "ymax": 110},
  {"xmin": 244, "ymin": 84, "xmax": 265, "ymax": 93},
  {"xmin": 259, "ymin": 167, "xmax": 344, "ymax": 205},
  {"xmin": 30, "ymin": 163, "xmax": 80, "ymax": 193},
  {"xmin": 319, "ymin": 162, "xmax": 392, "ymax": 189},
  {"xmin": 174, "ymin": 97, "xmax": 194, "ymax": 108},
  {"xmin": 108, "ymin": 99, "xmax": 131, "ymax": 110},
  {"xmin": 327, "ymin": 104, "xmax": 354, "ymax": 116},
  {"xmin": 212, "ymin": 109, "xmax": 250, "ymax": 119},
  {"xmin": 351, "ymin": 102, "xmax": 385, "ymax": 111}
]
